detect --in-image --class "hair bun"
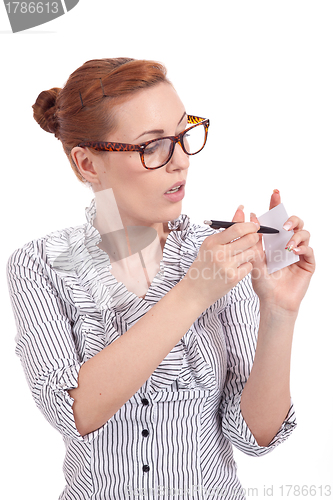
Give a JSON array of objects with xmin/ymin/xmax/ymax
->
[{"xmin": 32, "ymin": 87, "xmax": 61, "ymax": 135}]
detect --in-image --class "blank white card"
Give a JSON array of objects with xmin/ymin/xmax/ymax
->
[{"xmin": 258, "ymin": 203, "xmax": 299, "ymax": 275}]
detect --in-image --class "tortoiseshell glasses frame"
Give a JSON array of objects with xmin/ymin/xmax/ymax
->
[{"xmin": 77, "ymin": 115, "xmax": 210, "ymax": 170}]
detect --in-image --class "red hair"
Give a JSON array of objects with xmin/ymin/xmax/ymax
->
[{"xmin": 32, "ymin": 58, "xmax": 170, "ymax": 185}]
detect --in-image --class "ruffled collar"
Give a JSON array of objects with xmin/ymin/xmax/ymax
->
[{"xmin": 46, "ymin": 198, "xmax": 195, "ymax": 314}]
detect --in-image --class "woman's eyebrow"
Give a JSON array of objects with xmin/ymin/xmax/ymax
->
[
  {"xmin": 135, "ymin": 128, "xmax": 164, "ymax": 140},
  {"xmin": 135, "ymin": 111, "xmax": 187, "ymax": 140}
]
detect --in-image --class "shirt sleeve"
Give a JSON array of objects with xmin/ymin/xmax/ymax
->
[
  {"xmin": 6, "ymin": 242, "xmax": 101, "ymax": 443},
  {"xmin": 218, "ymin": 274, "xmax": 297, "ymax": 457}
]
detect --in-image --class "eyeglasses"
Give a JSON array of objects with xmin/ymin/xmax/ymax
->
[{"xmin": 77, "ymin": 115, "xmax": 210, "ymax": 170}]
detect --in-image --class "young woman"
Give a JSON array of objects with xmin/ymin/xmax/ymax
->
[{"xmin": 6, "ymin": 58, "xmax": 315, "ymax": 499}]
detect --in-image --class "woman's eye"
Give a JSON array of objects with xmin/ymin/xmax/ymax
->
[{"xmin": 144, "ymin": 141, "xmax": 161, "ymax": 155}]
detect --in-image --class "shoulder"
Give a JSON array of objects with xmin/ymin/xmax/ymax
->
[{"xmin": 6, "ymin": 224, "xmax": 81, "ymax": 278}]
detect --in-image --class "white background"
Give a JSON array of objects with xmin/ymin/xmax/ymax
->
[{"xmin": 1, "ymin": 1, "xmax": 332, "ymax": 499}]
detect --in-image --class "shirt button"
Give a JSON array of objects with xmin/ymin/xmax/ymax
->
[
  {"xmin": 142, "ymin": 429, "xmax": 149, "ymax": 437},
  {"xmin": 142, "ymin": 464, "xmax": 150, "ymax": 473},
  {"xmin": 141, "ymin": 398, "xmax": 149, "ymax": 406}
]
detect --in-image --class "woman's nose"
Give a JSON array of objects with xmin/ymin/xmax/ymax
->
[{"xmin": 167, "ymin": 142, "xmax": 189, "ymax": 171}]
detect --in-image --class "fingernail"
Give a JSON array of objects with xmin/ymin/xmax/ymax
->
[
  {"xmin": 250, "ymin": 213, "xmax": 260, "ymax": 230},
  {"xmin": 273, "ymin": 189, "xmax": 280, "ymax": 194},
  {"xmin": 283, "ymin": 221, "xmax": 293, "ymax": 231},
  {"xmin": 285, "ymin": 241, "xmax": 295, "ymax": 251},
  {"xmin": 237, "ymin": 205, "xmax": 244, "ymax": 211}
]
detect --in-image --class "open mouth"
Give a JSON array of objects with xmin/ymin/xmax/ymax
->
[
  {"xmin": 163, "ymin": 183, "xmax": 185, "ymax": 202},
  {"xmin": 165, "ymin": 185, "xmax": 182, "ymax": 194},
  {"xmin": 164, "ymin": 180, "xmax": 185, "ymax": 194}
]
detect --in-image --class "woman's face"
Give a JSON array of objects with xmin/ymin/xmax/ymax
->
[{"xmin": 76, "ymin": 82, "xmax": 190, "ymax": 228}]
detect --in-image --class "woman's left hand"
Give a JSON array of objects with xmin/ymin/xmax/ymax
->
[{"xmin": 232, "ymin": 190, "xmax": 315, "ymax": 314}]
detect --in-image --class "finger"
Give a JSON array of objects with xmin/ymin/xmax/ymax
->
[
  {"xmin": 285, "ymin": 229, "xmax": 310, "ymax": 252},
  {"xmin": 249, "ymin": 212, "xmax": 268, "ymax": 272},
  {"xmin": 235, "ymin": 246, "xmax": 259, "ymax": 267},
  {"xmin": 250, "ymin": 212, "xmax": 259, "ymax": 224},
  {"xmin": 249, "ymin": 212, "xmax": 263, "ymax": 236},
  {"xmin": 269, "ymin": 189, "xmax": 281, "ymax": 210},
  {"xmin": 283, "ymin": 215, "xmax": 304, "ymax": 232},
  {"xmin": 292, "ymin": 245, "xmax": 316, "ymax": 272},
  {"xmin": 212, "ymin": 221, "xmax": 260, "ymax": 246},
  {"xmin": 229, "ymin": 231, "xmax": 260, "ymax": 256},
  {"xmin": 232, "ymin": 205, "xmax": 245, "ymax": 223},
  {"xmin": 250, "ymin": 211, "xmax": 264, "ymax": 242}
]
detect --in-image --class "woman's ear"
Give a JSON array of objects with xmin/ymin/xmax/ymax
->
[{"xmin": 71, "ymin": 147, "xmax": 99, "ymax": 185}]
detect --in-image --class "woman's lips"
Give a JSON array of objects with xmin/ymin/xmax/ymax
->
[
  {"xmin": 163, "ymin": 184, "xmax": 185, "ymax": 202},
  {"xmin": 164, "ymin": 180, "xmax": 186, "ymax": 193}
]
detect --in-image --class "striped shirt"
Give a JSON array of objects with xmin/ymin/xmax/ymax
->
[{"xmin": 6, "ymin": 198, "xmax": 296, "ymax": 500}]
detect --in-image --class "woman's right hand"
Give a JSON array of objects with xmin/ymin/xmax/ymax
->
[{"xmin": 182, "ymin": 220, "xmax": 260, "ymax": 309}]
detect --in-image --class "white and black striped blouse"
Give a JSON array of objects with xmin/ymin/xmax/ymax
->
[{"xmin": 6, "ymin": 198, "xmax": 296, "ymax": 500}]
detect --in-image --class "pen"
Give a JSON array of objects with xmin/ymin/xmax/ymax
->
[{"xmin": 204, "ymin": 220, "xmax": 279, "ymax": 234}]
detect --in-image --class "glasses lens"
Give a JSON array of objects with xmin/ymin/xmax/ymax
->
[
  {"xmin": 183, "ymin": 122, "xmax": 207, "ymax": 155},
  {"xmin": 143, "ymin": 138, "xmax": 173, "ymax": 169}
]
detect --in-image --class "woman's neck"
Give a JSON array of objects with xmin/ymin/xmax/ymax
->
[{"xmin": 92, "ymin": 188, "xmax": 171, "ymax": 266}]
